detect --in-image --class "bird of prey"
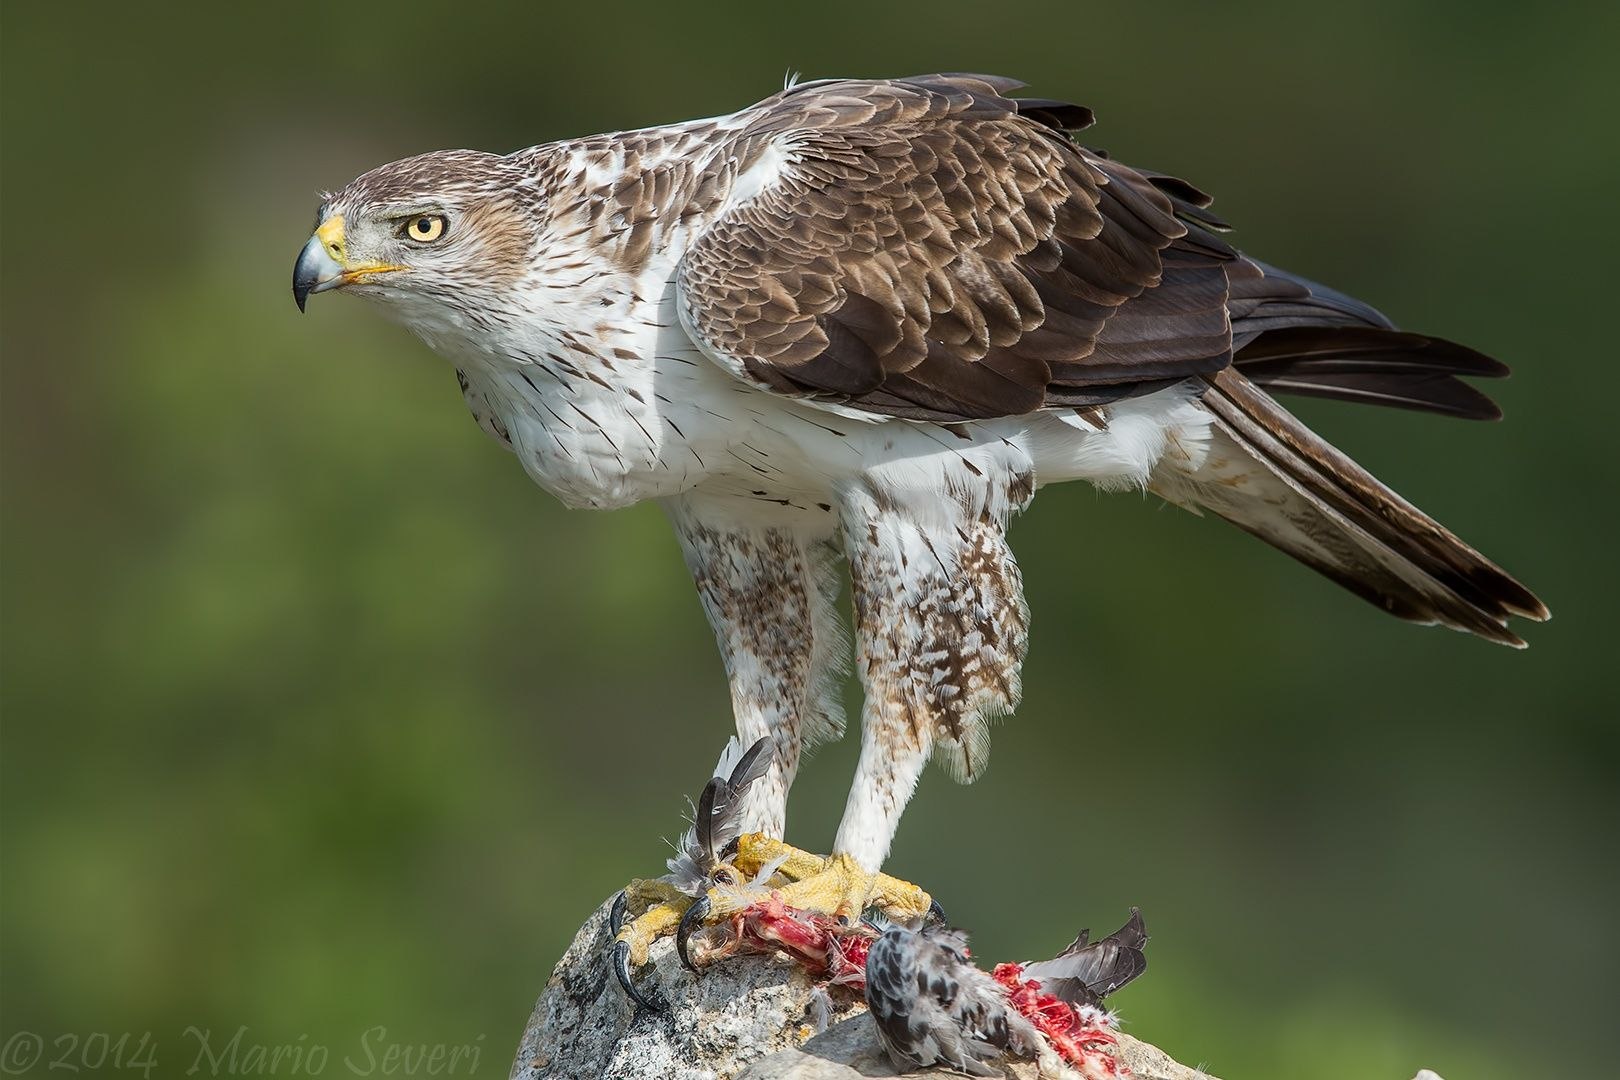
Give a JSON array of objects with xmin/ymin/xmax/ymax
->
[{"xmin": 293, "ymin": 73, "xmax": 1546, "ymax": 960}]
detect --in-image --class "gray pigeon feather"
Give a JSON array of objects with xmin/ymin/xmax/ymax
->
[
  {"xmin": 865, "ymin": 924, "xmax": 1041, "ymax": 1077},
  {"xmin": 1020, "ymin": 907, "xmax": 1148, "ymax": 1010},
  {"xmin": 664, "ymin": 736, "xmax": 772, "ymax": 895}
]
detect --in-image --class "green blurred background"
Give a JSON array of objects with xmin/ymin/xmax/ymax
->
[{"xmin": 3, "ymin": 3, "xmax": 1616, "ymax": 1077}]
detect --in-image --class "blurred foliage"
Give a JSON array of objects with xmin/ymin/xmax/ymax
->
[{"xmin": 2, "ymin": 3, "xmax": 1617, "ymax": 1078}]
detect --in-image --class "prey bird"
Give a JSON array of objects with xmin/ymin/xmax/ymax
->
[
  {"xmin": 867, "ymin": 910, "xmax": 1148, "ymax": 1076},
  {"xmin": 867, "ymin": 924, "xmax": 1045, "ymax": 1076},
  {"xmin": 293, "ymin": 73, "xmax": 1547, "ymax": 968}
]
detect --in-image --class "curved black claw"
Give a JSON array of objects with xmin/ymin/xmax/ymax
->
[
  {"xmin": 926, "ymin": 897, "xmax": 948, "ymax": 926},
  {"xmin": 611, "ymin": 940, "xmax": 665, "ymax": 1013},
  {"xmin": 675, "ymin": 894, "xmax": 712, "ymax": 975},
  {"xmin": 609, "ymin": 890, "xmax": 630, "ymax": 937}
]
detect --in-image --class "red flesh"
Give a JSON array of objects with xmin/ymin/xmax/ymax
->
[
  {"xmin": 705, "ymin": 895, "xmax": 1129, "ymax": 1076},
  {"xmin": 994, "ymin": 962, "xmax": 1126, "ymax": 1077}
]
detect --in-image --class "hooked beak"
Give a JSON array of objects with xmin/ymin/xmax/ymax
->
[{"xmin": 292, "ymin": 213, "xmax": 406, "ymax": 312}]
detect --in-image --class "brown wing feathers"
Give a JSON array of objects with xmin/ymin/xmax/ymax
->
[
  {"xmin": 680, "ymin": 73, "xmax": 1545, "ymax": 640},
  {"xmin": 680, "ymin": 74, "xmax": 1228, "ymax": 421},
  {"xmin": 684, "ymin": 73, "xmax": 1519, "ymax": 428}
]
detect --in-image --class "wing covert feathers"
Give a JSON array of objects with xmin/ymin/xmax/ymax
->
[
  {"xmin": 1152, "ymin": 371, "xmax": 1548, "ymax": 646},
  {"xmin": 679, "ymin": 74, "xmax": 1235, "ymax": 422},
  {"xmin": 679, "ymin": 73, "xmax": 1518, "ymax": 428}
]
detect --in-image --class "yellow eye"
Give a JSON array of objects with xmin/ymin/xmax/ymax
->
[{"xmin": 401, "ymin": 214, "xmax": 446, "ymax": 243}]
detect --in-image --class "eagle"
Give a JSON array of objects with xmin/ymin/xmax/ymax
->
[{"xmin": 293, "ymin": 73, "xmax": 1546, "ymax": 973}]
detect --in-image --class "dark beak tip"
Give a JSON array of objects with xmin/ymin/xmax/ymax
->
[
  {"xmin": 292, "ymin": 261, "xmax": 311, "ymax": 312},
  {"xmin": 293, "ymin": 243, "xmax": 317, "ymax": 313}
]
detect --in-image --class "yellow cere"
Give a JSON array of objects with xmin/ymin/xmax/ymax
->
[{"xmin": 315, "ymin": 214, "xmax": 347, "ymax": 262}]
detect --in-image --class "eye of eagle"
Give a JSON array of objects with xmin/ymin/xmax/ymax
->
[{"xmin": 400, "ymin": 214, "xmax": 447, "ymax": 243}]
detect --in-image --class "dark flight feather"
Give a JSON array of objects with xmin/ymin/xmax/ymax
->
[
  {"xmin": 1234, "ymin": 326, "xmax": 1508, "ymax": 420},
  {"xmin": 1021, "ymin": 908, "xmax": 1149, "ymax": 1010}
]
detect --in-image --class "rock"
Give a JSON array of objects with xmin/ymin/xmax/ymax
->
[
  {"xmin": 511, "ymin": 895, "xmax": 1220, "ymax": 1080},
  {"xmin": 737, "ymin": 1015, "xmax": 1214, "ymax": 1079}
]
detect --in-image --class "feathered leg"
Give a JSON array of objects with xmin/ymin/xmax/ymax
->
[
  {"xmin": 681, "ymin": 466, "xmax": 1030, "ymax": 935},
  {"xmin": 667, "ymin": 497, "xmax": 848, "ymax": 837},
  {"xmin": 652, "ymin": 461, "xmax": 1029, "ymax": 968},
  {"xmin": 610, "ymin": 501, "xmax": 850, "ymax": 1003},
  {"xmin": 834, "ymin": 471, "xmax": 1030, "ymax": 871}
]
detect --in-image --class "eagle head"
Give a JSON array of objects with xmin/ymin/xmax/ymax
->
[{"xmin": 293, "ymin": 150, "xmax": 542, "ymax": 340}]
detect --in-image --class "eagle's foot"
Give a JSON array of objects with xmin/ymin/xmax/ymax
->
[
  {"xmin": 608, "ymin": 736, "xmax": 797, "ymax": 1011},
  {"xmin": 609, "ymin": 878, "xmax": 695, "ymax": 1011},
  {"xmin": 676, "ymin": 834, "xmax": 937, "ymax": 971}
]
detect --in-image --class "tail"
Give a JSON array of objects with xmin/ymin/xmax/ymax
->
[{"xmin": 1152, "ymin": 366, "xmax": 1548, "ymax": 646}]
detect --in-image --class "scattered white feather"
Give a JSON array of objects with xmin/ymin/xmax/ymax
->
[
  {"xmin": 806, "ymin": 986, "xmax": 834, "ymax": 1033},
  {"xmin": 749, "ymin": 850, "xmax": 791, "ymax": 887}
]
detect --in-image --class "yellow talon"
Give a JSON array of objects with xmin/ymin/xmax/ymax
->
[
  {"xmin": 609, "ymin": 834, "xmax": 934, "ymax": 1008},
  {"xmin": 716, "ymin": 833, "xmax": 934, "ymax": 925},
  {"xmin": 615, "ymin": 902, "xmax": 687, "ymax": 966},
  {"xmin": 618, "ymin": 877, "xmax": 689, "ymax": 921},
  {"xmin": 613, "ymin": 879, "xmax": 693, "ymax": 965},
  {"xmin": 732, "ymin": 833, "xmax": 827, "ymax": 880}
]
